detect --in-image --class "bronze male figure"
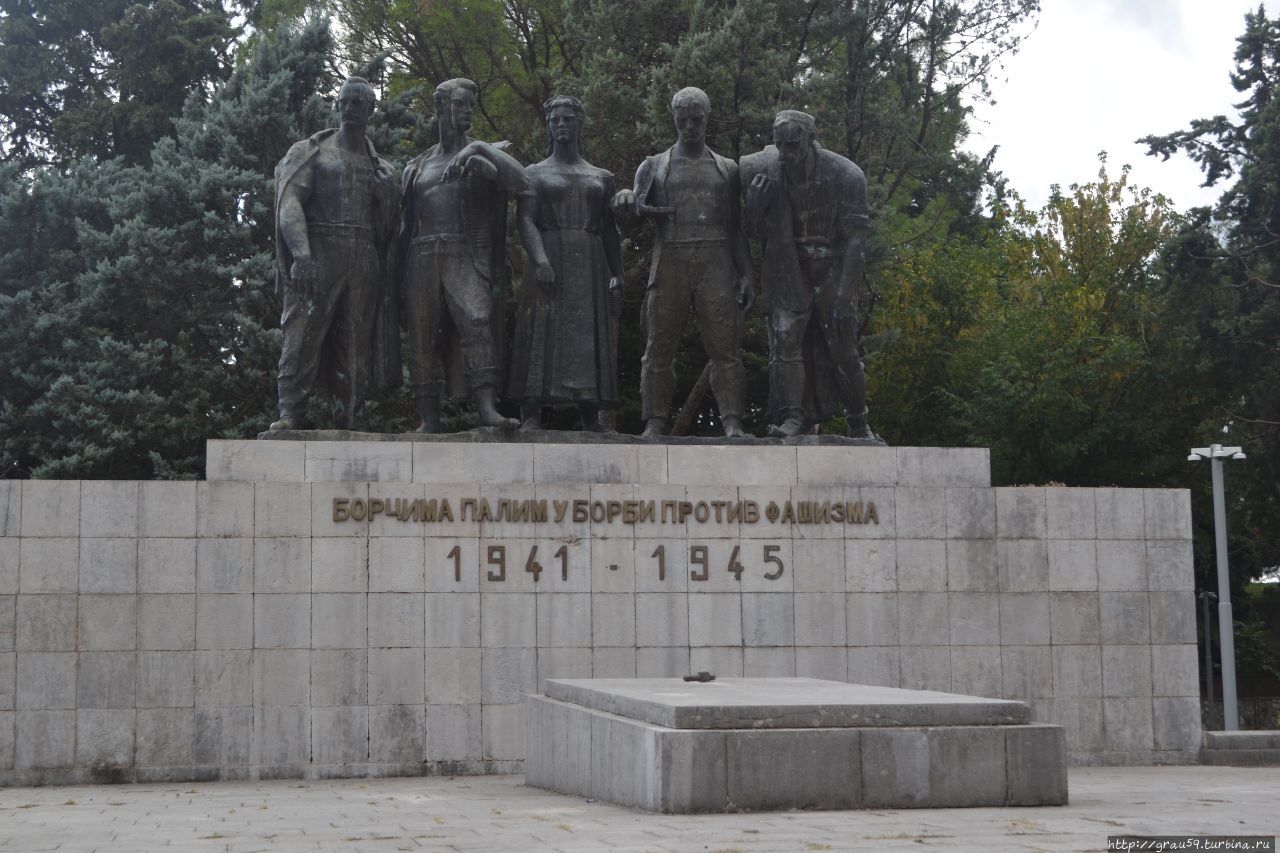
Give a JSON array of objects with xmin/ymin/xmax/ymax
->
[
  {"xmin": 612, "ymin": 87, "xmax": 753, "ymax": 439},
  {"xmin": 740, "ymin": 110, "xmax": 880, "ymax": 441},
  {"xmin": 271, "ymin": 76, "xmax": 399, "ymax": 431}
]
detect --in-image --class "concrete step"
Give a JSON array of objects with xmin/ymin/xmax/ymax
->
[
  {"xmin": 1201, "ymin": 748, "xmax": 1280, "ymax": 767},
  {"xmin": 1202, "ymin": 731, "xmax": 1280, "ymax": 751}
]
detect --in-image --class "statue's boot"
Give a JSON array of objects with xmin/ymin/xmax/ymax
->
[
  {"xmin": 767, "ymin": 415, "xmax": 807, "ymax": 438},
  {"xmin": 269, "ymin": 411, "xmax": 305, "ymax": 432},
  {"xmin": 845, "ymin": 408, "xmax": 884, "ymax": 444},
  {"xmin": 580, "ymin": 403, "xmax": 605, "ymax": 433},
  {"xmin": 520, "ymin": 403, "xmax": 542, "ymax": 432},
  {"xmin": 641, "ymin": 417, "xmax": 668, "ymax": 439},
  {"xmin": 415, "ymin": 395, "xmax": 441, "ymax": 434},
  {"xmin": 476, "ymin": 386, "xmax": 519, "ymax": 430},
  {"xmin": 722, "ymin": 415, "xmax": 748, "ymax": 438}
]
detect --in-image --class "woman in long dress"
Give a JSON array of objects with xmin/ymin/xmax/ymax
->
[{"xmin": 508, "ymin": 95, "xmax": 624, "ymax": 431}]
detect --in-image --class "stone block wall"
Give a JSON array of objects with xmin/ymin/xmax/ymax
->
[{"xmin": 0, "ymin": 441, "xmax": 1200, "ymax": 785}]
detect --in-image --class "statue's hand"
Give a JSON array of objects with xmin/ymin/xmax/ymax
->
[
  {"xmin": 608, "ymin": 276, "xmax": 624, "ymax": 318},
  {"xmin": 289, "ymin": 255, "xmax": 320, "ymax": 303},
  {"xmin": 611, "ymin": 189, "xmax": 639, "ymax": 218},
  {"xmin": 745, "ymin": 173, "xmax": 775, "ymax": 212},
  {"xmin": 535, "ymin": 260, "xmax": 556, "ymax": 289},
  {"xmin": 443, "ymin": 141, "xmax": 483, "ymax": 181},
  {"xmin": 736, "ymin": 274, "xmax": 755, "ymax": 313},
  {"xmin": 464, "ymin": 155, "xmax": 498, "ymax": 181}
]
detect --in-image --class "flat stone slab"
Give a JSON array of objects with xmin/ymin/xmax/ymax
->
[
  {"xmin": 543, "ymin": 677, "xmax": 1030, "ymax": 729},
  {"xmin": 256, "ymin": 427, "xmax": 887, "ymax": 446}
]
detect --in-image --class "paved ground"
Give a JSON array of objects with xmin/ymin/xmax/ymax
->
[{"xmin": 0, "ymin": 767, "xmax": 1275, "ymax": 852}]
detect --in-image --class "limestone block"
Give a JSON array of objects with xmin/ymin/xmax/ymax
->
[
  {"xmin": 895, "ymin": 539, "xmax": 946, "ymax": 592},
  {"xmin": 0, "ymin": 541, "xmax": 16, "ymax": 594},
  {"xmin": 789, "ymin": 539, "xmax": 842, "ymax": 593},
  {"xmin": 995, "ymin": 487, "xmax": 1046, "ymax": 539},
  {"xmin": 950, "ymin": 645, "xmax": 1002, "ymax": 697},
  {"xmin": 846, "ymin": 593, "xmax": 898, "ymax": 647},
  {"xmin": 993, "ymin": 591, "xmax": 1044, "ymax": 645},
  {"xmin": 415, "ymin": 442, "xmax": 534, "ymax": 484},
  {"xmin": 367, "ymin": 484, "xmax": 428, "ymax": 539},
  {"xmin": 0, "ymin": 480, "xmax": 20, "ymax": 537},
  {"xmin": 79, "ymin": 537, "xmax": 138, "ymax": 593},
  {"xmin": 1103, "ymin": 697, "xmax": 1154, "ymax": 751},
  {"xmin": 1048, "ymin": 541, "xmax": 1098, "ymax": 592},
  {"xmin": 1052, "ymin": 646, "xmax": 1103, "ymax": 698},
  {"xmin": 196, "ymin": 481, "xmax": 254, "ymax": 538},
  {"xmin": 424, "ymin": 704, "xmax": 479, "ymax": 762},
  {"xmin": 845, "ymin": 540, "xmax": 896, "ymax": 592},
  {"xmin": 205, "ymin": 439, "xmax": 305, "ymax": 482},
  {"xmin": 948, "ymin": 593, "xmax": 1000, "ymax": 646},
  {"xmin": 634, "ymin": 593, "xmax": 687, "ymax": 648},
  {"xmin": 312, "ymin": 537, "xmax": 368, "ymax": 592},
  {"xmin": 194, "ymin": 707, "xmax": 252, "ymax": 766},
  {"xmin": 254, "ymin": 593, "xmax": 311, "ymax": 649},
  {"xmin": 1049, "ymin": 592, "xmax": 1100, "ymax": 645},
  {"xmin": 254, "ymin": 649, "xmax": 310, "ymax": 706},
  {"xmin": 137, "ymin": 650, "xmax": 195, "ymax": 708},
  {"xmin": 76, "ymin": 708, "xmax": 135, "ymax": 767},
  {"xmin": 310, "ymin": 649, "xmax": 366, "ymax": 707},
  {"xmin": 21, "ymin": 481, "xmax": 79, "ymax": 538},
  {"xmin": 742, "ymin": 647, "xmax": 795, "ymax": 677},
  {"xmin": 1094, "ymin": 489, "xmax": 1144, "ymax": 539},
  {"xmin": 1001, "ymin": 646, "xmax": 1053, "ymax": 700},
  {"xmin": 899, "ymin": 646, "xmax": 951, "ymax": 692},
  {"xmin": 945, "ymin": 487, "xmax": 996, "ymax": 539},
  {"xmin": 688, "ymin": 593, "xmax": 742, "ymax": 647},
  {"xmin": 77, "ymin": 651, "xmax": 136, "ymax": 709},
  {"xmin": 78, "ymin": 593, "xmax": 137, "ymax": 650},
  {"xmin": 253, "ymin": 483, "xmax": 312, "ymax": 538},
  {"xmin": 195, "ymin": 650, "xmax": 251, "ymax": 707},
  {"xmin": 368, "ymin": 648, "xmax": 425, "ymax": 705},
  {"xmin": 424, "ymin": 647, "xmax": 480, "ymax": 705},
  {"xmin": 426, "ymin": 592, "xmax": 479, "ymax": 648},
  {"xmin": 17, "ymin": 594, "xmax": 77, "ymax": 651},
  {"xmin": 796, "ymin": 646, "xmax": 849, "ymax": 681},
  {"xmin": 636, "ymin": 647, "xmax": 690, "ymax": 679},
  {"xmin": 139, "ymin": 482, "xmax": 197, "ymax": 538},
  {"xmin": 306, "ymin": 440, "xmax": 411, "ymax": 482},
  {"xmin": 481, "ymin": 646, "xmax": 536, "ymax": 705},
  {"xmin": 1144, "ymin": 489, "xmax": 1191, "ymax": 540},
  {"xmin": 0, "ymin": 596, "xmax": 10, "ymax": 652},
  {"xmin": 1052, "ymin": 697, "xmax": 1104, "ymax": 753},
  {"xmin": 895, "ymin": 487, "xmax": 946, "ymax": 539},
  {"xmin": 138, "ymin": 539, "xmax": 196, "ymax": 593},
  {"xmin": 1099, "ymin": 591, "xmax": 1151, "ymax": 645},
  {"xmin": 897, "ymin": 447, "xmax": 991, "ymax": 487},
  {"xmin": 195, "ymin": 593, "xmax": 252, "ymax": 650},
  {"xmin": 684, "ymin": 538, "xmax": 745, "ymax": 597},
  {"xmin": 929, "ymin": 726, "xmax": 1007, "ymax": 806},
  {"xmin": 846, "ymin": 486, "xmax": 895, "ymax": 540},
  {"xmin": 1151, "ymin": 644, "xmax": 1199, "ymax": 697},
  {"xmin": 1152, "ymin": 696, "xmax": 1201, "ymax": 752},
  {"xmin": 793, "ymin": 593, "xmax": 846, "ymax": 647},
  {"xmin": 688, "ymin": 647, "xmax": 740, "ymax": 678},
  {"xmin": 310, "ymin": 593, "xmax": 366, "ymax": 649},
  {"xmin": 741, "ymin": 593, "xmax": 793, "ymax": 647},
  {"xmin": 634, "ymin": 536, "xmax": 688, "ymax": 594},
  {"xmin": 727, "ymin": 729, "xmax": 861, "ymax": 811},
  {"xmin": 19, "ymin": 538, "xmax": 78, "ymax": 593},
  {"xmin": 311, "ymin": 482, "xmax": 368, "ymax": 539},
  {"xmin": 859, "ymin": 727, "xmax": 928, "ymax": 807},
  {"xmin": 945, "ymin": 540, "xmax": 998, "ymax": 592},
  {"xmin": 312, "ymin": 705, "xmax": 369, "ymax": 765},
  {"xmin": 536, "ymin": 646, "xmax": 593, "ymax": 692},
  {"xmin": 195, "ymin": 538, "xmax": 253, "ymax": 593},
  {"xmin": 14, "ymin": 710, "xmax": 75, "ymax": 769},
  {"xmin": 0, "ymin": 651, "xmax": 12, "ymax": 707},
  {"xmin": 1101, "ymin": 645, "xmax": 1152, "ymax": 698},
  {"xmin": 424, "ymin": 537, "xmax": 479, "ymax": 594},
  {"xmin": 1006, "ymin": 724, "xmax": 1068, "ymax": 805},
  {"xmin": 370, "ymin": 704, "xmax": 428, "ymax": 762},
  {"xmin": 368, "ymin": 593, "xmax": 425, "ymax": 648},
  {"xmin": 1046, "ymin": 488, "xmax": 1096, "ymax": 540},
  {"xmin": 533, "ymin": 443, "xmax": 640, "ymax": 484},
  {"xmin": 369, "ymin": 537, "xmax": 426, "ymax": 593},
  {"xmin": 81, "ymin": 481, "xmax": 139, "ymax": 538},
  {"xmin": 482, "ymin": 703, "xmax": 525, "ymax": 760},
  {"xmin": 997, "ymin": 540, "xmax": 1049, "ymax": 592},
  {"xmin": 590, "ymin": 537, "xmax": 637, "ymax": 595},
  {"xmin": 480, "ymin": 593, "xmax": 535, "ymax": 647},
  {"xmin": 1146, "ymin": 540, "xmax": 1194, "ymax": 591},
  {"xmin": 253, "ymin": 538, "xmax": 311, "ymax": 594},
  {"xmin": 847, "ymin": 646, "xmax": 899, "ymax": 688},
  {"xmin": 252, "ymin": 706, "xmax": 309, "ymax": 765},
  {"xmin": 1096, "ymin": 540, "xmax": 1147, "ymax": 591},
  {"xmin": 138, "ymin": 591, "xmax": 194, "ymax": 650},
  {"xmin": 670, "ymin": 444, "xmax": 797, "ymax": 486},
  {"xmin": 796, "ymin": 446, "xmax": 897, "ymax": 486},
  {"xmin": 896, "ymin": 592, "xmax": 948, "ymax": 646}
]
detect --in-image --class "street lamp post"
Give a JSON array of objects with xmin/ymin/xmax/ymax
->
[{"xmin": 1188, "ymin": 443, "xmax": 1246, "ymax": 731}]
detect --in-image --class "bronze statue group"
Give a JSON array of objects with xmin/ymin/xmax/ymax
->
[{"xmin": 270, "ymin": 76, "xmax": 879, "ymax": 443}]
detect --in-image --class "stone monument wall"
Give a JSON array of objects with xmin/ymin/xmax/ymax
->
[{"xmin": 0, "ymin": 440, "xmax": 1200, "ymax": 785}]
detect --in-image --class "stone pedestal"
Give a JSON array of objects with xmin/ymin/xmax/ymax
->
[{"xmin": 524, "ymin": 677, "xmax": 1068, "ymax": 812}]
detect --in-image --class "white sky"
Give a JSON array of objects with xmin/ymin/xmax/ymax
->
[{"xmin": 962, "ymin": 0, "xmax": 1261, "ymax": 211}]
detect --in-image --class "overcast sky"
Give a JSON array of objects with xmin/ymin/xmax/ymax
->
[{"xmin": 961, "ymin": 0, "xmax": 1262, "ymax": 211}]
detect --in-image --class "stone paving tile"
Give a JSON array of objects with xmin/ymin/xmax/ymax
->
[{"xmin": 0, "ymin": 767, "xmax": 1276, "ymax": 851}]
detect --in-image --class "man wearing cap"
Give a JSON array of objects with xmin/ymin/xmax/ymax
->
[{"xmin": 740, "ymin": 109, "xmax": 881, "ymax": 441}]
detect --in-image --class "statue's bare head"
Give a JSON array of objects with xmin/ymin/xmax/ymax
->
[
  {"xmin": 338, "ymin": 76, "xmax": 376, "ymax": 130},
  {"xmin": 670, "ymin": 87, "xmax": 710, "ymax": 148},
  {"xmin": 434, "ymin": 78, "xmax": 477, "ymax": 138},
  {"xmin": 544, "ymin": 95, "xmax": 585, "ymax": 152},
  {"xmin": 773, "ymin": 110, "xmax": 816, "ymax": 167}
]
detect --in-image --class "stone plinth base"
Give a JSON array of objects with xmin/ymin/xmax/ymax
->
[{"xmin": 524, "ymin": 678, "xmax": 1068, "ymax": 812}]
